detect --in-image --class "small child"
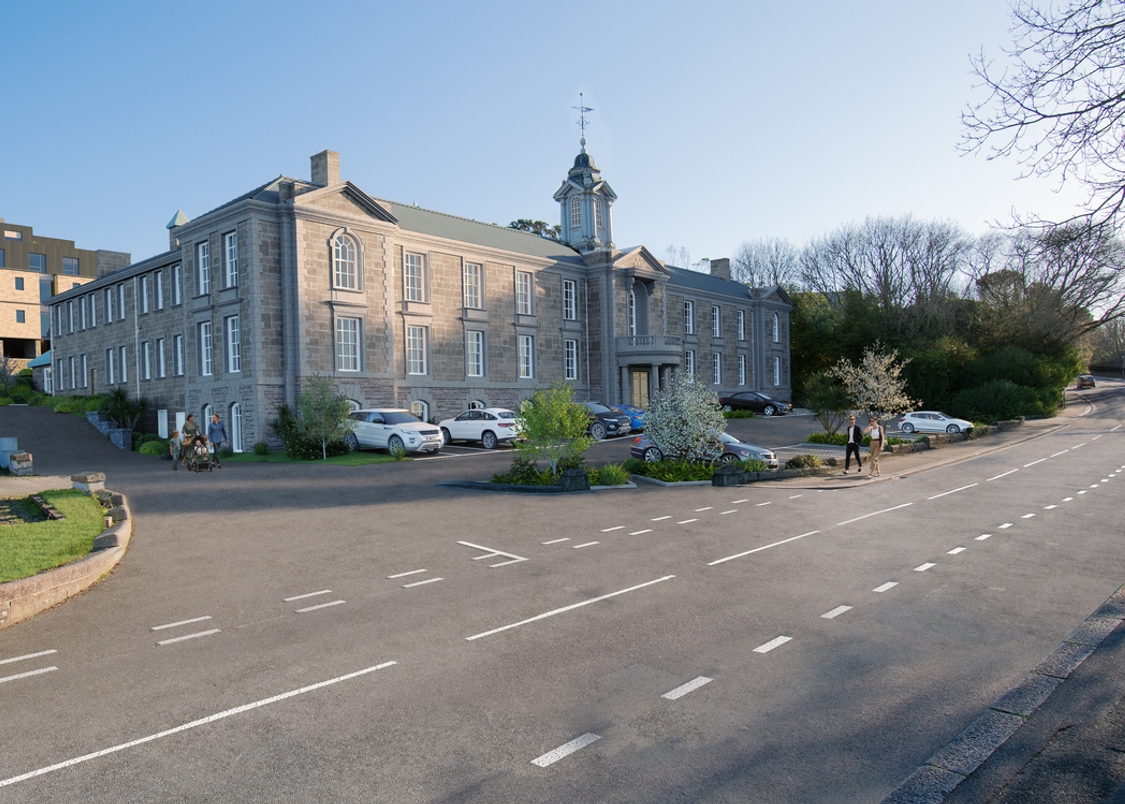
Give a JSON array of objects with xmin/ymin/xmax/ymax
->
[{"xmin": 169, "ymin": 430, "xmax": 182, "ymax": 471}]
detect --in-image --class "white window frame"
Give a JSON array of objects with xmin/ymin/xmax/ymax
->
[
  {"xmin": 737, "ymin": 309, "xmax": 746, "ymax": 341},
  {"xmin": 141, "ymin": 275, "xmax": 151, "ymax": 314},
  {"xmin": 197, "ymin": 242, "xmax": 211, "ymax": 295},
  {"xmin": 712, "ymin": 352, "xmax": 722, "ymax": 385},
  {"xmin": 105, "ymin": 348, "xmax": 114, "ymax": 385},
  {"xmin": 119, "ymin": 345, "xmax": 128, "ymax": 383},
  {"xmin": 685, "ymin": 349, "xmax": 695, "ymax": 377},
  {"xmin": 570, "ymin": 196, "xmax": 581, "ymax": 229},
  {"xmin": 563, "ymin": 279, "xmax": 577, "ymax": 320},
  {"xmin": 68, "ymin": 356, "xmax": 75, "ymax": 389},
  {"xmin": 772, "ymin": 312, "xmax": 780, "ymax": 343},
  {"xmin": 199, "ymin": 321, "xmax": 213, "ymax": 376},
  {"xmin": 333, "ymin": 233, "xmax": 358, "ymax": 290},
  {"xmin": 156, "ymin": 337, "xmax": 166, "ymax": 378},
  {"xmin": 104, "ymin": 288, "xmax": 113, "ymax": 324},
  {"xmin": 67, "ymin": 300, "xmax": 74, "ymax": 333},
  {"xmin": 518, "ymin": 334, "xmax": 534, "ymax": 379},
  {"xmin": 172, "ymin": 264, "xmax": 182, "ymax": 305},
  {"xmin": 466, "ymin": 330, "xmax": 484, "ymax": 377},
  {"xmin": 56, "ymin": 358, "xmax": 64, "ymax": 389},
  {"xmin": 88, "ymin": 294, "xmax": 96, "ymax": 328},
  {"xmin": 224, "ymin": 231, "xmax": 238, "ymax": 288},
  {"xmin": 463, "ymin": 262, "xmax": 482, "ymax": 309},
  {"xmin": 80, "ymin": 354, "xmax": 88, "ymax": 388},
  {"xmin": 516, "ymin": 271, "xmax": 533, "ymax": 315},
  {"xmin": 712, "ymin": 305, "xmax": 721, "ymax": 338},
  {"xmin": 628, "ymin": 289, "xmax": 637, "ymax": 336},
  {"xmin": 173, "ymin": 334, "xmax": 184, "ymax": 376},
  {"xmin": 773, "ymin": 355, "xmax": 781, "ymax": 385},
  {"xmin": 142, "ymin": 341, "xmax": 151, "ymax": 380},
  {"xmin": 117, "ymin": 284, "xmax": 126, "ymax": 321},
  {"xmin": 738, "ymin": 354, "xmax": 747, "ymax": 386},
  {"xmin": 564, "ymin": 338, "xmax": 578, "ymax": 381},
  {"xmin": 409, "ymin": 400, "xmax": 429, "ymax": 421},
  {"xmin": 684, "ymin": 300, "xmax": 695, "ymax": 335},
  {"xmin": 79, "ymin": 297, "xmax": 87, "ymax": 330},
  {"xmin": 226, "ymin": 315, "xmax": 241, "ymax": 373},
  {"xmin": 404, "ymin": 253, "xmax": 425, "ymax": 302},
  {"xmin": 336, "ymin": 317, "xmax": 360, "ymax": 371},
  {"xmin": 155, "ymin": 270, "xmax": 165, "ymax": 310},
  {"xmin": 229, "ymin": 402, "xmax": 243, "ymax": 452},
  {"xmin": 406, "ymin": 325, "xmax": 427, "ymax": 375}
]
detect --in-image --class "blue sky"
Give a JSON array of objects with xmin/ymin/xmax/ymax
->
[{"xmin": 3, "ymin": 1, "xmax": 1087, "ymax": 267}]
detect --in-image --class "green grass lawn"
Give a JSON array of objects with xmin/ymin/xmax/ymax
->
[
  {"xmin": 0, "ymin": 490, "xmax": 107, "ymax": 583},
  {"xmin": 220, "ymin": 450, "xmax": 403, "ymax": 466}
]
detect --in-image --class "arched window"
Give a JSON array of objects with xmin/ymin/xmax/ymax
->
[
  {"xmin": 772, "ymin": 312, "xmax": 780, "ymax": 343},
  {"xmin": 228, "ymin": 402, "xmax": 243, "ymax": 452},
  {"xmin": 468, "ymin": 399, "xmax": 486, "ymax": 410},
  {"xmin": 201, "ymin": 404, "xmax": 213, "ymax": 434},
  {"xmin": 347, "ymin": 398, "xmax": 361, "ymax": 412},
  {"xmin": 333, "ymin": 233, "xmax": 359, "ymax": 290},
  {"xmin": 409, "ymin": 400, "xmax": 429, "ymax": 422}
]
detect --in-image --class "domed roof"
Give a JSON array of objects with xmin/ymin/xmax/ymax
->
[{"xmin": 572, "ymin": 150, "xmax": 596, "ymax": 171}]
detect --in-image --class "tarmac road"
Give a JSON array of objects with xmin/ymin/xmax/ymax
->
[{"xmin": 0, "ymin": 386, "xmax": 1122, "ymax": 803}]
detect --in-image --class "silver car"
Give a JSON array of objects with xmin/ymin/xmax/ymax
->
[{"xmin": 345, "ymin": 409, "xmax": 443, "ymax": 454}]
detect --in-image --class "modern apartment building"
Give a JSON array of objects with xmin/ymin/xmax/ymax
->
[
  {"xmin": 0, "ymin": 218, "xmax": 129, "ymax": 364},
  {"xmin": 47, "ymin": 149, "xmax": 791, "ymax": 450}
]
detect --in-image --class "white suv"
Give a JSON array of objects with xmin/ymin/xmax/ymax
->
[{"xmin": 345, "ymin": 409, "xmax": 443, "ymax": 454}]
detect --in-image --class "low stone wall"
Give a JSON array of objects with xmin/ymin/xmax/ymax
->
[{"xmin": 0, "ymin": 474, "xmax": 132, "ymax": 629}]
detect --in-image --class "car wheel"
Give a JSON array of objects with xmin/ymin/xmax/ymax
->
[
  {"xmin": 902, "ymin": 422, "xmax": 914, "ymax": 434},
  {"xmin": 481, "ymin": 431, "xmax": 498, "ymax": 450},
  {"xmin": 388, "ymin": 435, "xmax": 405, "ymax": 452},
  {"xmin": 590, "ymin": 422, "xmax": 607, "ymax": 440},
  {"xmin": 946, "ymin": 424, "xmax": 960, "ymax": 435},
  {"xmin": 643, "ymin": 446, "xmax": 663, "ymax": 462},
  {"xmin": 719, "ymin": 452, "xmax": 738, "ymax": 465},
  {"xmin": 441, "ymin": 427, "xmax": 452, "ymax": 446},
  {"xmin": 764, "ymin": 405, "xmax": 777, "ymax": 416},
  {"xmin": 722, "ymin": 404, "xmax": 733, "ymax": 412},
  {"xmin": 344, "ymin": 432, "xmax": 359, "ymax": 452}
]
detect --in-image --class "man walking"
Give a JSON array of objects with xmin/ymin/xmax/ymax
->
[
  {"xmin": 842, "ymin": 414, "xmax": 863, "ymax": 474},
  {"xmin": 208, "ymin": 412, "xmax": 228, "ymax": 468}
]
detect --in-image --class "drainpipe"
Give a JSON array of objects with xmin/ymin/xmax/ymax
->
[{"xmin": 133, "ymin": 275, "xmax": 141, "ymax": 399}]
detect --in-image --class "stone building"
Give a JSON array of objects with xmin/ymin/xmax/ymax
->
[
  {"xmin": 0, "ymin": 218, "xmax": 129, "ymax": 367},
  {"xmin": 46, "ymin": 148, "xmax": 791, "ymax": 450}
]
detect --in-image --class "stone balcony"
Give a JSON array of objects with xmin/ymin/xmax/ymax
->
[{"xmin": 614, "ymin": 335, "xmax": 683, "ymax": 365}]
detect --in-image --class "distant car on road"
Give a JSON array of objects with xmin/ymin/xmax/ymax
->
[
  {"xmin": 438, "ymin": 408, "xmax": 520, "ymax": 449},
  {"xmin": 345, "ymin": 409, "xmax": 443, "ymax": 454},
  {"xmin": 717, "ymin": 391, "xmax": 792, "ymax": 416},
  {"xmin": 582, "ymin": 402, "xmax": 632, "ymax": 441},
  {"xmin": 630, "ymin": 432, "xmax": 778, "ymax": 468},
  {"xmin": 611, "ymin": 404, "xmax": 646, "ymax": 431},
  {"xmin": 897, "ymin": 411, "xmax": 973, "ymax": 435},
  {"xmin": 1076, "ymin": 374, "xmax": 1096, "ymax": 389}
]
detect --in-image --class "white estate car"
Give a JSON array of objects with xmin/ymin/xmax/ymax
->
[
  {"xmin": 438, "ymin": 408, "xmax": 520, "ymax": 449},
  {"xmin": 898, "ymin": 411, "xmax": 974, "ymax": 435},
  {"xmin": 345, "ymin": 409, "xmax": 443, "ymax": 454}
]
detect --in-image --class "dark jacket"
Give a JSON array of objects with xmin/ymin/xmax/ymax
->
[{"xmin": 846, "ymin": 424, "xmax": 863, "ymax": 445}]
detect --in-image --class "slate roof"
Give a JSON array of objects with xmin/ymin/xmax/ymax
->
[{"xmin": 664, "ymin": 264, "xmax": 752, "ymax": 300}]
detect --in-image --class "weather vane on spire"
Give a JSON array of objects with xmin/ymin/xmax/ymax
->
[{"xmin": 573, "ymin": 93, "xmax": 593, "ymax": 152}]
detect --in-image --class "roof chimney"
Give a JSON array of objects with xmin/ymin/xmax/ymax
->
[
  {"xmin": 709, "ymin": 257, "xmax": 731, "ymax": 282},
  {"xmin": 311, "ymin": 150, "xmax": 340, "ymax": 186}
]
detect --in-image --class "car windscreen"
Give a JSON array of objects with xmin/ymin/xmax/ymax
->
[
  {"xmin": 585, "ymin": 403, "xmax": 611, "ymax": 413},
  {"xmin": 382, "ymin": 412, "xmax": 422, "ymax": 425}
]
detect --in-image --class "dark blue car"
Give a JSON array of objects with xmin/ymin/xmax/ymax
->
[{"xmin": 611, "ymin": 404, "xmax": 645, "ymax": 431}]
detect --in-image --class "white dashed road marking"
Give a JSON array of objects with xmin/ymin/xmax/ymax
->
[
  {"xmin": 572, "ymin": 541, "xmax": 599, "ymax": 549},
  {"xmin": 1022, "ymin": 513, "xmax": 1036, "ymax": 519},
  {"xmin": 387, "ymin": 570, "xmax": 426, "ymax": 579},
  {"xmin": 1044, "ymin": 505, "xmax": 1057, "ymax": 510},
  {"xmin": 757, "ymin": 501, "xmax": 772, "ymax": 507},
  {"xmin": 732, "ymin": 499, "xmax": 749, "ymax": 504},
  {"xmin": 720, "ymin": 510, "xmax": 737, "ymax": 515},
  {"xmin": 754, "ymin": 636, "xmax": 792, "ymax": 653},
  {"xmin": 821, "ymin": 605, "xmax": 852, "ymax": 619},
  {"xmin": 914, "ymin": 563, "xmax": 936, "ymax": 572},
  {"xmin": 402, "ymin": 578, "xmax": 442, "ymax": 589},
  {"xmin": 1051, "ymin": 450, "xmax": 1069, "ymax": 457},
  {"xmin": 976, "ymin": 534, "xmax": 992, "ymax": 541},
  {"xmin": 998, "ymin": 523, "xmax": 1013, "ymax": 529},
  {"xmin": 294, "ymin": 600, "xmax": 345, "ymax": 613},
  {"xmin": 662, "ymin": 676, "xmax": 713, "ymax": 700},
  {"xmin": 629, "ymin": 529, "xmax": 652, "ymax": 536},
  {"xmin": 1024, "ymin": 458, "xmax": 1047, "ymax": 467},
  {"xmin": 948, "ymin": 547, "xmax": 966, "ymax": 555},
  {"xmin": 157, "ymin": 629, "xmax": 221, "ymax": 645},
  {"xmin": 542, "ymin": 538, "xmax": 570, "ymax": 545},
  {"xmin": 0, "ymin": 650, "xmax": 57, "ymax": 666},
  {"xmin": 928, "ymin": 483, "xmax": 978, "ymax": 500},
  {"xmin": 531, "ymin": 733, "xmax": 601, "ymax": 767},
  {"xmin": 708, "ymin": 531, "xmax": 820, "ymax": 566},
  {"xmin": 678, "ymin": 519, "xmax": 698, "ymax": 524},
  {"xmin": 838, "ymin": 503, "xmax": 912, "ymax": 526},
  {"xmin": 0, "ymin": 666, "xmax": 58, "ymax": 684},
  {"xmin": 873, "ymin": 582, "xmax": 898, "ymax": 593},
  {"xmin": 151, "ymin": 616, "xmax": 212, "ymax": 631},
  {"xmin": 283, "ymin": 589, "xmax": 333, "ymax": 600},
  {"xmin": 988, "ymin": 469, "xmax": 1019, "ymax": 481},
  {"xmin": 652, "ymin": 516, "xmax": 671, "ymax": 521},
  {"xmin": 600, "ymin": 526, "xmax": 624, "ymax": 533},
  {"xmin": 695, "ymin": 507, "xmax": 713, "ymax": 512}
]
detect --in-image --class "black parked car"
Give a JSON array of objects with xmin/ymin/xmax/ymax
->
[
  {"xmin": 716, "ymin": 391, "xmax": 792, "ymax": 416},
  {"xmin": 581, "ymin": 402, "xmax": 633, "ymax": 440}
]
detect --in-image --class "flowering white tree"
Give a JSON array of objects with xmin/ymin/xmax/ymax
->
[
  {"xmin": 644, "ymin": 373, "xmax": 726, "ymax": 461},
  {"xmin": 830, "ymin": 343, "xmax": 917, "ymax": 418}
]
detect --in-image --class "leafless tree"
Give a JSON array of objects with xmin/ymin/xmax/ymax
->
[
  {"xmin": 963, "ymin": 0, "xmax": 1125, "ymax": 227},
  {"xmin": 731, "ymin": 237, "xmax": 801, "ymax": 289},
  {"xmin": 665, "ymin": 245, "xmax": 692, "ymax": 269}
]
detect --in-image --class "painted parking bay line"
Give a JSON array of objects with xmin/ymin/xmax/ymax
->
[
  {"xmin": 151, "ymin": 615, "xmax": 212, "ymax": 631},
  {"xmin": 708, "ymin": 531, "xmax": 820, "ymax": 566},
  {"xmin": 0, "ymin": 666, "xmax": 58, "ymax": 685},
  {"xmin": 754, "ymin": 635, "xmax": 792, "ymax": 654},
  {"xmin": 465, "ymin": 576, "xmax": 675, "ymax": 641},
  {"xmin": 531, "ymin": 733, "xmax": 601, "ymax": 767},
  {"xmin": 662, "ymin": 676, "xmax": 713, "ymax": 700},
  {"xmin": 294, "ymin": 600, "xmax": 345, "ymax": 613},
  {"xmin": 0, "ymin": 649, "xmax": 57, "ymax": 666},
  {"xmin": 0, "ymin": 662, "xmax": 397, "ymax": 788}
]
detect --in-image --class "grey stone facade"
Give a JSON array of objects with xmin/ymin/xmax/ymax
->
[{"xmin": 46, "ymin": 149, "xmax": 791, "ymax": 449}]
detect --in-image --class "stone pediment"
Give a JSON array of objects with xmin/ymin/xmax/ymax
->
[
  {"xmin": 754, "ymin": 285, "xmax": 794, "ymax": 308},
  {"xmin": 296, "ymin": 181, "xmax": 398, "ymax": 224},
  {"xmin": 612, "ymin": 245, "xmax": 668, "ymax": 280}
]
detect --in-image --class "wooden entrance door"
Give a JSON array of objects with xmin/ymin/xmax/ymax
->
[{"xmin": 632, "ymin": 370, "xmax": 650, "ymax": 407}]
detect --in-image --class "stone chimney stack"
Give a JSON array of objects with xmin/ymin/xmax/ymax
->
[
  {"xmin": 709, "ymin": 257, "xmax": 731, "ymax": 282},
  {"xmin": 311, "ymin": 150, "xmax": 340, "ymax": 186}
]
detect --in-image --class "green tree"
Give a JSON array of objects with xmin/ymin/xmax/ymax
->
[
  {"xmin": 509, "ymin": 219, "xmax": 562, "ymax": 242},
  {"xmin": 644, "ymin": 373, "xmax": 726, "ymax": 461},
  {"xmin": 513, "ymin": 381, "xmax": 592, "ymax": 475},
  {"xmin": 297, "ymin": 376, "xmax": 355, "ymax": 460},
  {"xmin": 802, "ymin": 370, "xmax": 852, "ymax": 435}
]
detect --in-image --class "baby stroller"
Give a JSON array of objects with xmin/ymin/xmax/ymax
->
[{"xmin": 189, "ymin": 437, "xmax": 213, "ymax": 472}]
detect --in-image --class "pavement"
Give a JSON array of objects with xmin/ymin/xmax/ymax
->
[{"xmin": 2, "ymin": 401, "xmax": 1123, "ymax": 802}]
